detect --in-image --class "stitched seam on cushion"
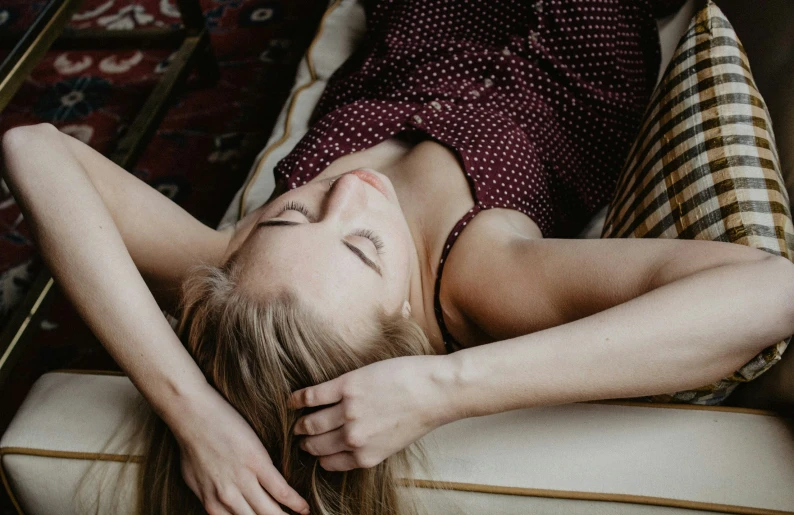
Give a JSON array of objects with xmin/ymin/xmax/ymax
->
[
  {"xmin": 397, "ymin": 479, "xmax": 794, "ymax": 515},
  {"xmin": 0, "ymin": 452, "xmax": 24, "ymax": 515}
]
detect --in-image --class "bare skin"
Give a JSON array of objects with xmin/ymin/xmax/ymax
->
[
  {"xmin": 225, "ymin": 130, "xmax": 792, "ymax": 355},
  {"xmin": 225, "ymin": 131, "xmax": 545, "ymax": 353}
]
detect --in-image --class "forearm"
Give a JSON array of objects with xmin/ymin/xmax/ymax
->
[
  {"xmin": 2, "ymin": 124, "xmax": 208, "ymax": 432},
  {"xmin": 446, "ymin": 257, "xmax": 794, "ymax": 419}
]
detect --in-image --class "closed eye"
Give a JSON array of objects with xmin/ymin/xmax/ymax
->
[
  {"xmin": 352, "ymin": 228, "xmax": 385, "ymax": 255},
  {"xmin": 256, "ymin": 220, "xmax": 383, "ymax": 277},
  {"xmin": 280, "ymin": 201, "xmax": 316, "ymax": 222},
  {"xmin": 275, "ymin": 201, "xmax": 385, "ymax": 256},
  {"xmin": 342, "ymin": 241, "xmax": 383, "ymax": 276}
]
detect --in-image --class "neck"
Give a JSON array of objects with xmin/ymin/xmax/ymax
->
[
  {"xmin": 311, "ymin": 134, "xmax": 464, "ymax": 354},
  {"xmin": 377, "ymin": 142, "xmax": 451, "ymax": 354}
]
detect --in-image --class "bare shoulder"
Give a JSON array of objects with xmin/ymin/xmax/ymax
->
[{"xmin": 439, "ymin": 208, "xmax": 551, "ymax": 346}]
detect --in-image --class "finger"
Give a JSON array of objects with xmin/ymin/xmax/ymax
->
[
  {"xmin": 294, "ymin": 404, "xmax": 346, "ymax": 435},
  {"xmin": 257, "ymin": 464, "xmax": 311, "ymax": 515},
  {"xmin": 205, "ymin": 502, "xmax": 234, "ymax": 515},
  {"xmin": 319, "ymin": 452, "xmax": 360, "ymax": 472},
  {"xmin": 215, "ymin": 490, "xmax": 256, "ymax": 515},
  {"xmin": 289, "ymin": 379, "xmax": 344, "ymax": 410},
  {"xmin": 299, "ymin": 428, "xmax": 350, "ymax": 457},
  {"xmin": 241, "ymin": 474, "xmax": 290, "ymax": 515}
]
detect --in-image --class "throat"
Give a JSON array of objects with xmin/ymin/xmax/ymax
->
[
  {"xmin": 382, "ymin": 139, "xmax": 478, "ymax": 355},
  {"xmin": 321, "ymin": 134, "xmax": 477, "ymax": 355}
]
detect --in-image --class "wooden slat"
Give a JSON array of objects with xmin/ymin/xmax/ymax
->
[
  {"xmin": 108, "ymin": 30, "xmax": 209, "ymax": 167},
  {"xmin": 0, "ymin": 272, "xmax": 56, "ymax": 388},
  {"xmin": 0, "ymin": 0, "xmax": 85, "ymax": 112}
]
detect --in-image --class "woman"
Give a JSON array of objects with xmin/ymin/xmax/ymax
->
[{"xmin": 4, "ymin": 0, "xmax": 794, "ymax": 513}]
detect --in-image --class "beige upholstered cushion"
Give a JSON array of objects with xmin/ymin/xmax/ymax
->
[
  {"xmin": 600, "ymin": 0, "xmax": 794, "ymax": 405},
  {"xmin": 3, "ymin": 371, "xmax": 794, "ymax": 514},
  {"xmin": 0, "ymin": 372, "xmax": 144, "ymax": 515}
]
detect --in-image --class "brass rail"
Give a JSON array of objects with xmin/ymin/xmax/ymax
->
[{"xmin": 0, "ymin": 0, "xmax": 86, "ymax": 112}]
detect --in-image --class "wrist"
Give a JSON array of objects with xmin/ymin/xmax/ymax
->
[
  {"xmin": 148, "ymin": 368, "xmax": 212, "ymax": 441},
  {"xmin": 429, "ymin": 353, "xmax": 478, "ymax": 425}
]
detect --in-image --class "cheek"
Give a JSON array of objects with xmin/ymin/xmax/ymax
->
[
  {"xmin": 383, "ymin": 208, "xmax": 413, "ymax": 286},
  {"xmin": 400, "ymin": 224, "xmax": 415, "ymax": 264},
  {"xmin": 393, "ymin": 227, "xmax": 414, "ymax": 287}
]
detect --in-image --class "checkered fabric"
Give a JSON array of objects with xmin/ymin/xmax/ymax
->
[{"xmin": 600, "ymin": 1, "xmax": 794, "ymax": 405}]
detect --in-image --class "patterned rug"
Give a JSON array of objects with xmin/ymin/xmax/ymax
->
[{"xmin": 0, "ymin": 1, "xmax": 326, "ymax": 510}]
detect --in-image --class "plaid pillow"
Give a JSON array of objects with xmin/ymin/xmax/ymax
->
[{"xmin": 601, "ymin": 0, "xmax": 794, "ymax": 405}]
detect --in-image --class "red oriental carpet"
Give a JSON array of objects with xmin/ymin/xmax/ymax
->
[{"xmin": 0, "ymin": 1, "xmax": 326, "ymax": 510}]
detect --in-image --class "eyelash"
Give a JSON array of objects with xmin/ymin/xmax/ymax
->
[
  {"xmin": 280, "ymin": 201, "xmax": 385, "ymax": 255},
  {"xmin": 353, "ymin": 229, "xmax": 385, "ymax": 255},
  {"xmin": 282, "ymin": 201, "xmax": 312, "ymax": 218}
]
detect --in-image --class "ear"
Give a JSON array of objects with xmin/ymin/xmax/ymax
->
[{"xmin": 401, "ymin": 300, "xmax": 412, "ymax": 318}]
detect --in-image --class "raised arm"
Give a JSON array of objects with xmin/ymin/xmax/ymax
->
[
  {"xmin": 54, "ymin": 126, "xmax": 231, "ymax": 317},
  {"xmin": 286, "ymin": 232, "xmax": 794, "ymax": 473},
  {"xmin": 2, "ymin": 123, "xmax": 309, "ymax": 515},
  {"xmin": 2, "ymin": 122, "xmax": 210, "ymax": 425},
  {"xmin": 444, "ymin": 235, "xmax": 794, "ymax": 416}
]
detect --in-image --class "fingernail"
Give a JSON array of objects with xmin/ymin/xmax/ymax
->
[{"xmin": 301, "ymin": 509, "xmax": 311, "ymax": 515}]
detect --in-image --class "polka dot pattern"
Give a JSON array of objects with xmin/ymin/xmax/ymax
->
[{"xmin": 274, "ymin": 0, "xmax": 670, "ymax": 351}]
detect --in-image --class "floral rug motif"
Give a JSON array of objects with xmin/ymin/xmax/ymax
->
[{"xmin": 0, "ymin": 3, "xmax": 326, "ymax": 506}]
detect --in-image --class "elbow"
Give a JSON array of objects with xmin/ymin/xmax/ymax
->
[
  {"xmin": 4, "ymin": 122, "xmax": 55, "ymax": 141},
  {"xmin": 759, "ymin": 254, "xmax": 794, "ymax": 327},
  {"xmin": 2, "ymin": 123, "xmax": 58, "ymax": 153},
  {"xmin": 2, "ymin": 123, "xmax": 58, "ymax": 177},
  {"xmin": 770, "ymin": 255, "xmax": 794, "ymax": 323}
]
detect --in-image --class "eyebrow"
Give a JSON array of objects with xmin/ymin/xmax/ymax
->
[{"xmin": 257, "ymin": 220, "xmax": 383, "ymax": 277}]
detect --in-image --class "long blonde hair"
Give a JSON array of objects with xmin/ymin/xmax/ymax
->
[{"xmin": 138, "ymin": 257, "xmax": 434, "ymax": 514}]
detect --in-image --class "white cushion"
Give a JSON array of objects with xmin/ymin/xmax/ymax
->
[
  {"xmin": 3, "ymin": 371, "xmax": 794, "ymax": 514},
  {"xmin": 1, "ymin": 372, "xmax": 144, "ymax": 515}
]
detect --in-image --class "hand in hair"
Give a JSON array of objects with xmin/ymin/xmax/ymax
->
[
  {"xmin": 174, "ymin": 383, "xmax": 311, "ymax": 515},
  {"xmin": 289, "ymin": 355, "xmax": 459, "ymax": 471}
]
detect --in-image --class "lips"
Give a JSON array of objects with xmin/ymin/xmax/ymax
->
[{"xmin": 349, "ymin": 169, "xmax": 390, "ymax": 198}]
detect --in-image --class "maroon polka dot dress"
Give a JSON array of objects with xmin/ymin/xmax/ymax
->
[{"xmin": 274, "ymin": 0, "xmax": 683, "ymax": 352}]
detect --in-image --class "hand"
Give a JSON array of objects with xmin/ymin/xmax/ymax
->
[
  {"xmin": 289, "ymin": 355, "xmax": 457, "ymax": 472},
  {"xmin": 171, "ymin": 383, "xmax": 311, "ymax": 515}
]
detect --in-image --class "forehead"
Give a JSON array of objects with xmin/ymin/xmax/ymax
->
[{"xmin": 235, "ymin": 226, "xmax": 383, "ymax": 328}]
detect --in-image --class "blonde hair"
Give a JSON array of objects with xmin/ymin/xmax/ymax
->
[{"xmin": 138, "ymin": 257, "xmax": 434, "ymax": 514}]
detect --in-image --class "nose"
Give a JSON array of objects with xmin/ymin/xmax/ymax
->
[{"xmin": 324, "ymin": 172, "xmax": 368, "ymax": 222}]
